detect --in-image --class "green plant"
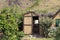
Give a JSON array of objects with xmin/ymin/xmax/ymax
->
[
  {"xmin": 48, "ymin": 27, "xmax": 56, "ymax": 37},
  {"xmin": 0, "ymin": 7, "xmax": 24, "ymax": 40},
  {"xmin": 54, "ymin": 27, "xmax": 60, "ymax": 40},
  {"xmin": 39, "ymin": 17, "xmax": 52, "ymax": 37}
]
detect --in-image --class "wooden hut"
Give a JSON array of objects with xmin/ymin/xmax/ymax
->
[
  {"xmin": 23, "ymin": 9, "xmax": 60, "ymax": 37},
  {"xmin": 51, "ymin": 9, "xmax": 60, "ymax": 27},
  {"xmin": 23, "ymin": 11, "xmax": 40, "ymax": 35}
]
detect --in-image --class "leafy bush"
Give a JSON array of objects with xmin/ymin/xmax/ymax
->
[
  {"xmin": 0, "ymin": 7, "xmax": 24, "ymax": 40},
  {"xmin": 48, "ymin": 27, "xmax": 56, "ymax": 37},
  {"xmin": 39, "ymin": 17, "xmax": 52, "ymax": 37},
  {"xmin": 54, "ymin": 27, "xmax": 60, "ymax": 40}
]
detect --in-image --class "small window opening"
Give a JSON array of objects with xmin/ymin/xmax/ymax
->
[{"xmin": 55, "ymin": 19, "xmax": 60, "ymax": 27}]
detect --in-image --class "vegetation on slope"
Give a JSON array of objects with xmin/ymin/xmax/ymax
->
[{"xmin": 0, "ymin": 6, "xmax": 24, "ymax": 40}]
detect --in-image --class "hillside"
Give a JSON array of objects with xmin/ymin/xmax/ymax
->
[{"xmin": 0, "ymin": 0, "xmax": 60, "ymax": 13}]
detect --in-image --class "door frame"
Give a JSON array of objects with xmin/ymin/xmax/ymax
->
[{"xmin": 32, "ymin": 16, "xmax": 40, "ymax": 35}]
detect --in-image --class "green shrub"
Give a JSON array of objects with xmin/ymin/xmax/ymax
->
[
  {"xmin": 55, "ymin": 27, "xmax": 60, "ymax": 40},
  {"xmin": 39, "ymin": 17, "xmax": 52, "ymax": 37},
  {"xmin": 48, "ymin": 27, "xmax": 56, "ymax": 37},
  {"xmin": 0, "ymin": 7, "xmax": 24, "ymax": 40}
]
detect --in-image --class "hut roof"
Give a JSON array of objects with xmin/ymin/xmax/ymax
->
[
  {"xmin": 52, "ymin": 9, "xmax": 60, "ymax": 19},
  {"xmin": 40, "ymin": 12, "xmax": 55, "ymax": 18},
  {"xmin": 23, "ymin": 11, "xmax": 39, "ymax": 16},
  {"xmin": 23, "ymin": 9, "xmax": 60, "ymax": 18},
  {"xmin": 39, "ymin": 9, "xmax": 60, "ymax": 18}
]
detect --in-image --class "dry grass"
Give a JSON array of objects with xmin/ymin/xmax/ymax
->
[
  {"xmin": 31, "ymin": 38, "xmax": 54, "ymax": 40},
  {"xmin": 22, "ymin": 35, "xmax": 54, "ymax": 40},
  {"xmin": 0, "ymin": 0, "xmax": 60, "ymax": 12}
]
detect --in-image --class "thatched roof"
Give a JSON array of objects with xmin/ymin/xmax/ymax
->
[
  {"xmin": 24, "ymin": 9, "xmax": 60, "ymax": 18},
  {"xmin": 40, "ymin": 12, "xmax": 55, "ymax": 18},
  {"xmin": 39, "ymin": 9, "xmax": 60, "ymax": 18}
]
